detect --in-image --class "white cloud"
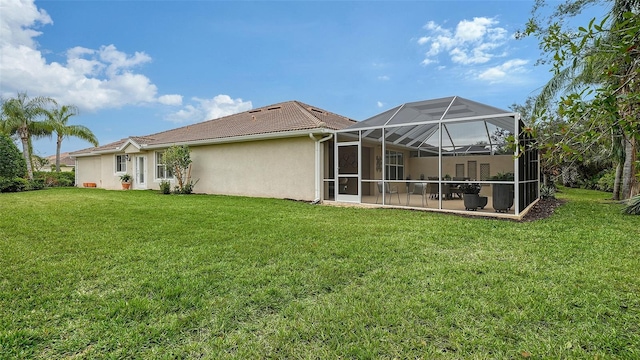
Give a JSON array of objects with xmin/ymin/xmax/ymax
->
[
  {"xmin": 421, "ymin": 58, "xmax": 437, "ymax": 66},
  {"xmin": 477, "ymin": 59, "xmax": 529, "ymax": 83},
  {"xmin": 417, "ymin": 17, "xmax": 510, "ymax": 66},
  {"xmin": 158, "ymin": 94, "xmax": 183, "ymax": 106},
  {"xmin": 0, "ymin": 0, "xmax": 52, "ymax": 48},
  {"xmin": 166, "ymin": 95, "xmax": 252, "ymax": 123},
  {"xmin": 0, "ymin": 0, "xmax": 181, "ymax": 111},
  {"xmin": 377, "ymin": 101, "xmax": 384, "ymax": 108},
  {"xmin": 377, "ymin": 75, "xmax": 390, "ymax": 81}
]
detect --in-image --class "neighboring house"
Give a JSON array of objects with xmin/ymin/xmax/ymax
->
[
  {"xmin": 70, "ymin": 101, "xmax": 356, "ymax": 201},
  {"xmin": 42, "ymin": 152, "xmax": 75, "ymax": 172}
]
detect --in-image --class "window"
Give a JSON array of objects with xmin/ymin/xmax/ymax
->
[
  {"xmin": 155, "ymin": 151, "xmax": 173, "ymax": 179},
  {"xmin": 480, "ymin": 163, "xmax": 490, "ymax": 180},
  {"xmin": 468, "ymin": 161, "xmax": 477, "ymax": 180},
  {"xmin": 115, "ymin": 155, "xmax": 127, "ymax": 173},
  {"xmin": 385, "ymin": 150, "xmax": 404, "ymax": 180},
  {"xmin": 455, "ymin": 164, "xmax": 465, "ymax": 178}
]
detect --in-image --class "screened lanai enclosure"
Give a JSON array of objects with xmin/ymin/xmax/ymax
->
[{"xmin": 323, "ymin": 96, "xmax": 539, "ymax": 218}]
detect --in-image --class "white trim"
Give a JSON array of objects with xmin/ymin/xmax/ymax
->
[
  {"xmin": 336, "ymin": 141, "xmax": 360, "ymax": 203},
  {"xmin": 116, "ymin": 138, "xmax": 142, "ymax": 151},
  {"xmin": 153, "ymin": 150, "xmax": 173, "ymax": 181},
  {"xmin": 134, "ymin": 155, "xmax": 147, "ymax": 189},
  {"xmin": 310, "ymin": 133, "xmax": 333, "ymax": 202},
  {"xmin": 514, "ymin": 114, "xmax": 520, "ymax": 216},
  {"xmin": 114, "ymin": 154, "xmax": 127, "ymax": 173}
]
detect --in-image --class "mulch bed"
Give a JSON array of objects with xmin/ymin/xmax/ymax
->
[{"xmin": 520, "ymin": 198, "xmax": 566, "ymax": 222}]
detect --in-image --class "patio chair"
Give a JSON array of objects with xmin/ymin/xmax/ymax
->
[
  {"xmin": 408, "ymin": 183, "xmax": 427, "ymax": 207},
  {"xmin": 375, "ymin": 182, "xmax": 401, "ymax": 204},
  {"xmin": 426, "ymin": 182, "xmax": 439, "ymax": 199}
]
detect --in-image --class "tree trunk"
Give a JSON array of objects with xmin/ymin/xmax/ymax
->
[
  {"xmin": 612, "ymin": 161, "xmax": 623, "ymax": 200},
  {"xmin": 629, "ymin": 136, "xmax": 638, "ymax": 198},
  {"xmin": 56, "ymin": 134, "xmax": 62, "ymax": 172},
  {"xmin": 19, "ymin": 130, "xmax": 33, "ymax": 180},
  {"xmin": 621, "ymin": 135, "xmax": 637, "ymax": 200}
]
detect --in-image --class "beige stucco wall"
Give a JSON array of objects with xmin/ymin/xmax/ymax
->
[
  {"xmin": 189, "ymin": 137, "xmax": 316, "ymax": 200},
  {"xmin": 76, "ymin": 136, "xmax": 318, "ymax": 201},
  {"xmin": 407, "ymin": 154, "xmax": 515, "ymax": 180},
  {"xmin": 75, "ymin": 156, "xmax": 103, "ymax": 186}
]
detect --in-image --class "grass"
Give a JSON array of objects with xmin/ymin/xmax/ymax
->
[{"xmin": 0, "ymin": 187, "xmax": 638, "ymax": 359}]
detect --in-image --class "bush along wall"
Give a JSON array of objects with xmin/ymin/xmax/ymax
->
[{"xmin": 33, "ymin": 171, "xmax": 75, "ymax": 187}]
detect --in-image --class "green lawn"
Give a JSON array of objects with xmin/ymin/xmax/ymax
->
[{"xmin": 1, "ymin": 187, "xmax": 638, "ymax": 359}]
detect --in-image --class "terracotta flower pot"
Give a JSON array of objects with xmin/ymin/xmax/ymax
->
[{"xmin": 122, "ymin": 182, "xmax": 131, "ymax": 190}]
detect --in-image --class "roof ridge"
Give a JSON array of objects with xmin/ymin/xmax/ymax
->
[
  {"xmin": 291, "ymin": 101, "xmax": 326, "ymax": 128},
  {"xmin": 296, "ymin": 100, "xmax": 356, "ymax": 123}
]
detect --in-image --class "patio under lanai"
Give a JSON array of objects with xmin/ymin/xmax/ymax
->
[{"xmin": 323, "ymin": 96, "xmax": 540, "ymax": 219}]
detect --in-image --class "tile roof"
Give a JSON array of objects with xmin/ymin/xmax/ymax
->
[
  {"xmin": 71, "ymin": 101, "xmax": 356, "ymax": 155},
  {"xmin": 46, "ymin": 152, "xmax": 75, "ymax": 166}
]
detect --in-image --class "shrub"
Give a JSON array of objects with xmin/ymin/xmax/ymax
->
[
  {"xmin": 459, "ymin": 183, "xmax": 481, "ymax": 194},
  {"xmin": 33, "ymin": 171, "xmax": 75, "ymax": 187},
  {"xmin": 178, "ymin": 179, "xmax": 199, "ymax": 194},
  {"xmin": 623, "ymin": 195, "xmax": 640, "ymax": 215},
  {"xmin": 28, "ymin": 178, "xmax": 45, "ymax": 190},
  {"xmin": 491, "ymin": 172, "xmax": 514, "ymax": 181},
  {"xmin": 540, "ymin": 184, "xmax": 556, "ymax": 199},
  {"xmin": 0, "ymin": 177, "xmax": 29, "ymax": 192},
  {"xmin": 0, "ymin": 134, "xmax": 26, "ymax": 178},
  {"xmin": 159, "ymin": 180, "xmax": 171, "ymax": 194},
  {"xmin": 595, "ymin": 169, "xmax": 615, "ymax": 192}
]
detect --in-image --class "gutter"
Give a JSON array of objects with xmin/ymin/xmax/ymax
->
[{"xmin": 309, "ymin": 132, "xmax": 334, "ymax": 204}]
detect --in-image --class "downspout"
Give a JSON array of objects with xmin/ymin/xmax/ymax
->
[
  {"xmin": 74, "ymin": 157, "xmax": 78, "ymax": 188},
  {"xmin": 310, "ymin": 133, "xmax": 334, "ymax": 203}
]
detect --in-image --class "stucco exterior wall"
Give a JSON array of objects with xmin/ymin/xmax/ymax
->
[
  {"xmin": 407, "ymin": 154, "xmax": 515, "ymax": 180},
  {"xmin": 75, "ymin": 136, "xmax": 318, "ymax": 201},
  {"xmin": 75, "ymin": 156, "xmax": 102, "ymax": 186},
  {"xmin": 188, "ymin": 137, "xmax": 316, "ymax": 200}
]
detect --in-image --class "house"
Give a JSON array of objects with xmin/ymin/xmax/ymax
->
[
  {"xmin": 42, "ymin": 152, "xmax": 75, "ymax": 172},
  {"xmin": 70, "ymin": 101, "xmax": 356, "ymax": 201},
  {"xmin": 72, "ymin": 96, "xmax": 539, "ymax": 218}
]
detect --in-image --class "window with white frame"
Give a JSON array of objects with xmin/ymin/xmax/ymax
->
[
  {"xmin": 155, "ymin": 151, "xmax": 173, "ymax": 179},
  {"xmin": 385, "ymin": 150, "xmax": 404, "ymax": 180},
  {"xmin": 115, "ymin": 155, "xmax": 127, "ymax": 173}
]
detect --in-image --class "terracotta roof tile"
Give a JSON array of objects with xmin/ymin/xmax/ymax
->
[
  {"xmin": 46, "ymin": 152, "xmax": 75, "ymax": 166},
  {"xmin": 71, "ymin": 101, "xmax": 356, "ymax": 155}
]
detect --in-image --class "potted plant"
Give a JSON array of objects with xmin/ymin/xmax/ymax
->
[
  {"xmin": 460, "ymin": 183, "xmax": 486, "ymax": 210},
  {"xmin": 491, "ymin": 172, "xmax": 514, "ymax": 212},
  {"xmin": 119, "ymin": 173, "xmax": 132, "ymax": 190}
]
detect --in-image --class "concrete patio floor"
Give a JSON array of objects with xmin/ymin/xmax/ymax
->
[{"xmin": 326, "ymin": 194, "xmax": 521, "ymax": 219}]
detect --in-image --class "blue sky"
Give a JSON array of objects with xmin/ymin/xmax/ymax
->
[{"xmin": 0, "ymin": 0, "xmax": 604, "ymax": 157}]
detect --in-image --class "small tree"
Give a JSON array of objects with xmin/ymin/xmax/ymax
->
[{"xmin": 162, "ymin": 145, "xmax": 194, "ymax": 193}]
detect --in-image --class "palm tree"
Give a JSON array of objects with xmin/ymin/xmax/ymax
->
[
  {"xmin": 45, "ymin": 105, "xmax": 98, "ymax": 172},
  {"xmin": 1, "ymin": 92, "xmax": 56, "ymax": 180}
]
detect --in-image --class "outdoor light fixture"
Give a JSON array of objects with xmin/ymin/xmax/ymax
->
[{"xmin": 125, "ymin": 154, "xmax": 130, "ymax": 161}]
